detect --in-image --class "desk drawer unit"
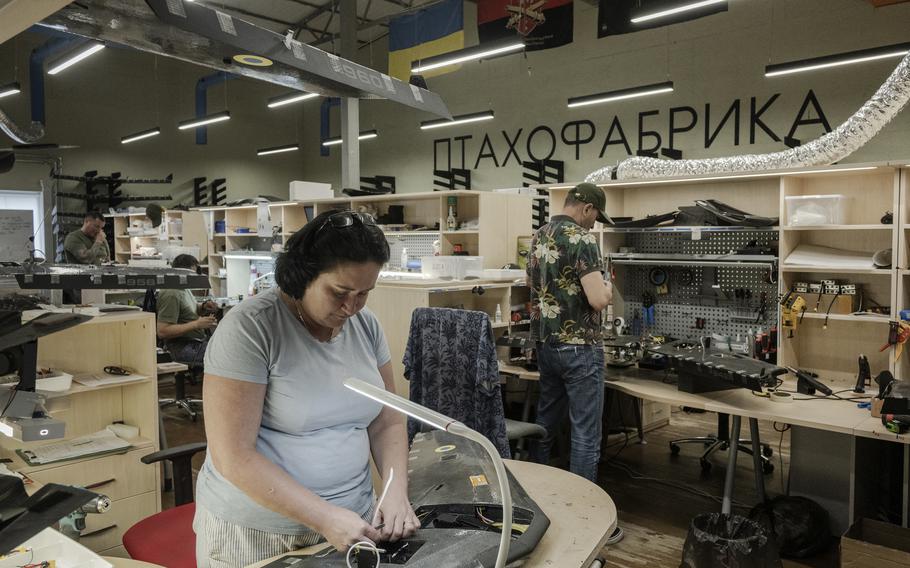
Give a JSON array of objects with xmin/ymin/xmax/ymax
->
[
  {"xmin": 24, "ymin": 447, "xmax": 158, "ymax": 501},
  {"xmin": 78, "ymin": 491, "xmax": 159, "ymax": 552}
]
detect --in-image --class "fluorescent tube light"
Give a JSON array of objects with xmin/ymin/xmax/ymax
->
[
  {"xmin": 420, "ymin": 110, "xmax": 494, "ymax": 130},
  {"xmin": 121, "ymin": 127, "xmax": 161, "ymax": 144},
  {"xmin": 568, "ymin": 81, "xmax": 674, "ymax": 109},
  {"xmin": 267, "ymin": 91, "xmax": 318, "ymax": 108},
  {"xmin": 631, "ymin": 0, "xmax": 726, "ymax": 24},
  {"xmin": 412, "ymin": 41, "xmax": 524, "ymax": 73},
  {"xmin": 47, "ymin": 42, "xmax": 105, "ymax": 75},
  {"xmin": 766, "ymin": 42, "xmax": 910, "ymax": 78},
  {"xmin": 257, "ymin": 143, "xmax": 299, "ymax": 156},
  {"xmin": 178, "ymin": 110, "xmax": 231, "ymax": 130},
  {"xmin": 0, "ymin": 82, "xmax": 21, "ymax": 99},
  {"xmin": 322, "ymin": 130, "xmax": 378, "ymax": 147}
]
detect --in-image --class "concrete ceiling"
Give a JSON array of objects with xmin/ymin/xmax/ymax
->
[{"xmin": 191, "ymin": 0, "xmax": 443, "ymax": 50}]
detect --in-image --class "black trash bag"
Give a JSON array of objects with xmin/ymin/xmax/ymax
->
[
  {"xmin": 748, "ymin": 496, "xmax": 832, "ymax": 559},
  {"xmin": 680, "ymin": 513, "xmax": 782, "ymax": 568}
]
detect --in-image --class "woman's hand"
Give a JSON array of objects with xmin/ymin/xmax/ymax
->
[
  {"xmin": 318, "ymin": 506, "xmax": 381, "ymax": 552},
  {"xmin": 374, "ymin": 484, "xmax": 420, "ymax": 542}
]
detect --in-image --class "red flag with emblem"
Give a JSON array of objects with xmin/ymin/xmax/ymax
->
[{"xmin": 477, "ymin": 0, "xmax": 573, "ymax": 52}]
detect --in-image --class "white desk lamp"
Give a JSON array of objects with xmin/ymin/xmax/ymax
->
[{"xmin": 343, "ymin": 378, "xmax": 512, "ymax": 568}]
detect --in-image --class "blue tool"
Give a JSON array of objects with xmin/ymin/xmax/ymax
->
[
  {"xmin": 642, "ymin": 292, "xmax": 655, "ymax": 327},
  {"xmin": 857, "ymin": 402, "xmax": 871, "ymax": 410}
]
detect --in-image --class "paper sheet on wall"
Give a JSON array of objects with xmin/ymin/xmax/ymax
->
[{"xmin": 257, "ymin": 203, "xmax": 273, "ymax": 236}]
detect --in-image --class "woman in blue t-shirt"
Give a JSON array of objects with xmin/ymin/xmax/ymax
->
[{"xmin": 194, "ymin": 209, "xmax": 418, "ymax": 567}]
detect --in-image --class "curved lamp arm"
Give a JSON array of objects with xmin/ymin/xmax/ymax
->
[{"xmin": 343, "ymin": 377, "xmax": 512, "ymax": 568}]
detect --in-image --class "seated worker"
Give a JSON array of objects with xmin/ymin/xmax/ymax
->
[
  {"xmin": 156, "ymin": 254, "xmax": 217, "ymax": 367},
  {"xmin": 63, "ymin": 211, "xmax": 110, "ymax": 265}
]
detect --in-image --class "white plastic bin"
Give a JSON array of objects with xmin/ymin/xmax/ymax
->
[
  {"xmin": 785, "ymin": 194, "xmax": 848, "ymax": 226},
  {"xmin": 0, "ymin": 528, "xmax": 112, "ymax": 568},
  {"xmin": 421, "ymin": 256, "xmax": 483, "ymax": 280}
]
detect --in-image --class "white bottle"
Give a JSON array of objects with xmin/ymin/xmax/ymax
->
[
  {"xmin": 248, "ymin": 264, "xmax": 258, "ymax": 296},
  {"xmin": 494, "ymin": 304, "xmax": 503, "ymax": 323},
  {"xmin": 400, "ymin": 247, "xmax": 408, "ymax": 270},
  {"xmin": 447, "ymin": 206, "xmax": 457, "ymax": 231}
]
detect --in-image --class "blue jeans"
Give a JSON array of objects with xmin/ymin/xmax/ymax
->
[{"xmin": 531, "ymin": 342, "xmax": 605, "ymax": 482}]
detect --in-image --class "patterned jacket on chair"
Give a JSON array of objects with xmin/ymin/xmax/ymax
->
[{"xmin": 403, "ymin": 307, "xmax": 511, "ymax": 458}]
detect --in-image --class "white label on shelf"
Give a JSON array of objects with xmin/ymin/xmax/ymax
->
[{"xmin": 691, "ymin": 228, "xmax": 702, "ymax": 241}]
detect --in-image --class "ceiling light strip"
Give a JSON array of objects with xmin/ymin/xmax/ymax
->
[
  {"xmin": 420, "ymin": 110, "xmax": 495, "ymax": 130},
  {"xmin": 412, "ymin": 41, "xmax": 524, "ymax": 73},
  {"xmin": 121, "ymin": 127, "xmax": 161, "ymax": 144},
  {"xmin": 267, "ymin": 92, "xmax": 319, "ymax": 108},
  {"xmin": 178, "ymin": 111, "xmax": 231, "ymax": 130},
  {"xmin": 631, "ymin": 0, "xmax": 727, "ymax": 24},
  {"xmin": 0, "ymin": 82, "xmax": 21, "ymax": 99},
  {"xmin": 257, "ymin": 143, "xmax": 299, "ymax": 156},
  {"xmin": 322, "ymin": 130, "xmax": 378, "ymax": 147},
  {"xmin": 765, "ymin": 42, "xmax": 910, "ymax": 77},
  {"xmin": 47, "ymin": 42, "xmax": 105, "ymax": 75},
  {"xmin": 568, "ymin": 81, "xmax": 674, "ymax": 108}
]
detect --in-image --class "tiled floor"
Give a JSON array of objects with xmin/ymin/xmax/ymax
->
[{"xmin": 159, "ymin": 383, "xmax": 838, "ymax": 566}]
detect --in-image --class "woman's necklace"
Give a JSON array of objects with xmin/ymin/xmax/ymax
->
[{"xmin": 290, "ymin": 294, "xmax": 336, "ymax": 342}]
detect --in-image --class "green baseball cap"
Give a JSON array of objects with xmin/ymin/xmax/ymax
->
[{"xmin": 570, "ymin": 182, "xmax": 612, "ymax": 225}]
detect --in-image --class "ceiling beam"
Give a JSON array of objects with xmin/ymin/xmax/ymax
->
[{"xmin": 0, "ymin": 0, "xmax": 73, "ymax": 44}]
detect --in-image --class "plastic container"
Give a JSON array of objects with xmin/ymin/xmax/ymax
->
[
  {"xmin": 785, "ymin": 194, "xmax": 847, "ymax": 226},
  {"xmin": 421, "ymin": 256, "xmax": 483, "ymax": 280},
  {"xmin": 213, "ymin": 220, "xmax": 226, "ymax": 234}
]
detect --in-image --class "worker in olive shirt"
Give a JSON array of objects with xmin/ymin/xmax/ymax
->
[
  {"xmin": 63, "ymin": 211, "xmax": 110, "ymax": 264},
  {"xmin": 157, "ymin": 254, "xmax": 217, "ymax": 367}
]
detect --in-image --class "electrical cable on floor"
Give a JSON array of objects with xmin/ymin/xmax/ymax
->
[
  {"xmin": 605, "ymin": 460, "xmax": 749, "ymax": 509},
  {"xmin": 772, "ymin": 422, "xmax": 791, "ymax": 496}
]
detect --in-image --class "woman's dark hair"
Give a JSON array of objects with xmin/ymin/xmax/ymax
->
[
  {"xmin": 171, "ymin": 254, "xmax": 199, "ymax": 270},
  {"xmin": 275, "ymin": 209, "xmax": 390, "ymax": 299}
]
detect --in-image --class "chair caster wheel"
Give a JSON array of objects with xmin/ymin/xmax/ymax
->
[
  {"xmin": 762, "ymin": 462, "xmax": 775, "ymax": 475},
  {"xmin": 670, "ymin": 443, "xmax": 681, "ymax": 456},
  {"xmin": 762, "ymin": 445, "xmax": 773, "ymax": 458},
  {"xmin": 700, "ymin": 458, "xmax": 712, "ymax": 472}
]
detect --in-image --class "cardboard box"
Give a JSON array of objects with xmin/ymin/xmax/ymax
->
[
  {"xmin": 802, "ymin": 293, "xmax": 857, "ymax": 315},
  {"xmin": 872, "ymin": 397, "xmax": 884, "ymax": 418},
  {"xmin": 841, "ymin": 518, "xmax": 910, "ymax": 567},
  {"xmin": 289, "ymin": 181, "xmax": 332, "ymax": 201}
]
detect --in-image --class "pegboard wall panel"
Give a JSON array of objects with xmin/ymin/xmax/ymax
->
[
  {"xmin": 386, "ymin": 233, "xmax": 439, "ymax": 269},
  {"xmin": 618, "ymin": 230, "xmax": 779, "ymax": 339}
]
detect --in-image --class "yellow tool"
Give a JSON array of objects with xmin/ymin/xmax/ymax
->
[{"xmin": 780, "ymin": 291, "xmax": 807, "ymax": 338}]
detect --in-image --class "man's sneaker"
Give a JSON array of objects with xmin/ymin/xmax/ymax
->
[{"xmin": 606, "ymin": 526, "xmax": 624, "ymax": 545}]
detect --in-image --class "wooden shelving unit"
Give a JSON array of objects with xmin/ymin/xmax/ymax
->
[
  {"xmin": 195, "ymin": 191, "xmax": 533, "ymax": 297},
  {"xmin": 0, "ymin": 312, "xmax": 161, "ymax": 558}
]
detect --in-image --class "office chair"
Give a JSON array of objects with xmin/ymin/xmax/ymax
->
[
  {"xmin": 670, "ymin": 412, "xmax": 774, "ymax": 474},
  {"xmin": 122, "ymin": 442, "xmax": 207, "ymax": 568},
  {"xmin": 403, "ymin": 307, "xmax": 546, "ymax": 460}
]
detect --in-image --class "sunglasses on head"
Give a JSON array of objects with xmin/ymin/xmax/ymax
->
[{"xmin": 316, "ymin": 211, "xmax": 377, "ymax": 236}]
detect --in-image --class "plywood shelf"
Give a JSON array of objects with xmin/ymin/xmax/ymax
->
[
  {"xmin": 798, "ymin": 312, "xmax": 891, "ymax": 324},
  {"xmin": 782, "ymin": 225, "xmax": 893, "ymax": 231},
  {"xmin": 781, "ymin": 266, "xmax": 891, "ymax": 275}
]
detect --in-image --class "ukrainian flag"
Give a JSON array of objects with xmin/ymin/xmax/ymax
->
[{"xmin": 388, "ymin": 0, "xmax": 464, "ymax": 81}]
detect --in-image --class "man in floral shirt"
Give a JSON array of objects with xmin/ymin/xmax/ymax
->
[{"xmin": 527, "ymin": 182, "xmax": 613, "ymax": 486}]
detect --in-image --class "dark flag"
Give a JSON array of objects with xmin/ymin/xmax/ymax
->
[
  {"xmin": 478, "ymin": 0, "xmax": 574, "ymax": 52},
  {"xmin": 598, "ymin": 0, "xmax": 728, "ymax": 38}
]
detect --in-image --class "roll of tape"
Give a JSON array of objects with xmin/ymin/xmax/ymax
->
[
  {"xmin": 613, "ymin": 317, "xmax": 625, "ymax": 329},
  {"xmin": 107, "ymin": 423, "xmax": 139, "ymax": 440},
  {"xmin": 769, "ymin": 391, "xmax": 793, "ymax": 403}
]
